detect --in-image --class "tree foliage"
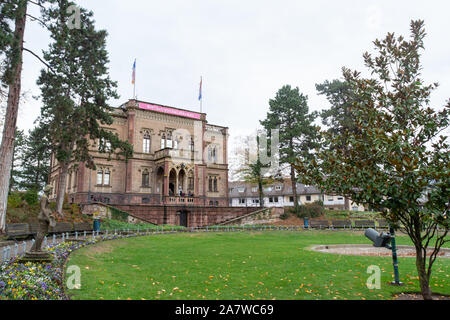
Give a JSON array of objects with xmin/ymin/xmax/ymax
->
[
  {"xmin": 296, "ymin": 20, "xmax": 449, "ymax": 300},
  {"xmin": 36, "ymin": 1, "xmax": 133, "ymax": 214},
  {"xmin": 260, "ymin": 85, "xmax": 319, "ymax": 211}
]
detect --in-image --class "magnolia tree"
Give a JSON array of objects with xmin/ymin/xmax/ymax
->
[{"xmin": 295, "ymin": 20, "xmax": 449, "ymax": 300}]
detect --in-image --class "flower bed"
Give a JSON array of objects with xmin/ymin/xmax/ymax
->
[{"xmin": 0, "ymin": 234, "xmax": 124, "ymax": 300}]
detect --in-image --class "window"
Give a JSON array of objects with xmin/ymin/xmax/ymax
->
[
  {"xmin": 275, "ymin": 185, "xmax": 282, "ymax": 191},
  {"xmin": 208, "ymin": 145, "xmax": 217, "ymax": 163},
  {"xmin": 209, "ymin": 176, "xmax": 218, "ymax": 192},
  {"xmin": 274, "ymin": 197, "xmax": 279, "ymax": 203},
  {"xmin": 67, "ymin": 172, "xmax": 72, "ymax": 191},
  {"xmin": 239, "ymin": 198, "xmax": 246, "ymax": 204},
  {"xmin": 252, "ymin": 187, "xmax": 258, "ymax": 193},
  {"xmin": 264, "ymin": 186, "xmax": 273, "ymax": 192},
  {"xmin": 328, "ymin": 196, "xmax": 334, "ymax": 201},
  {"xmin": 269, "ymin": 197, "xmax": 273, "ymax": 203},
  {"xmin": 289, "ymin": 196, "xmax": 294, "ymax": 202},
  {"xmin": 190, "ymin": 138, "xmax": 194, "ymax": 151},
  {"xmin": 72, "ymin": 170, "xmax": 77, "ymax": 188},
  {"xmin": 188, "ymin": 173, "xmax": 194, "ymax": 191},
  {"xmin": 337, "ymin": 197, "xmax": 344, "ymax": 200},
  {"xmin": 352, "ymin": 206, "xmax": 359, "ymax": 211},
  {"xmin": 142, "ymin": 169, "xmax": 150, "ymax": 187},
  {"xmin": 143, "ymin": 134, "xmax": 151, "ymax": 153},
  {"xmin": 166, "ymin": 134, "xmax": 173, "ymax": 148},
  {"xmin": 238, "ymin": 187, "xmax": 245, "ymax": 193},
  {"xmin": 252, "ymin": 199, "xmax": 259, "ymax": 204},
  {"xmin": 99, "ymin": 138, "xmax": 111, "ymax": 152},
  {"xmin": 96, "ymin": 170, "xmax": 103, "ymax": 185},
  {"xmin": 306, "ymin": 195, "xmax": 311, "ymax": 201},
  {"xmin": 103, "ymin": 169, "xmax": 110, "ymax": 185},
  {"xmin": 160, "ymin": 134, "xmax": 166, "ymax": 149},
  {"xmin": 214, "ymin": 201, "xmax": 219, "ymax": 207},
  {"xmin": 142, "ymin": 197, "xmax": 150, "ymax": 204}
]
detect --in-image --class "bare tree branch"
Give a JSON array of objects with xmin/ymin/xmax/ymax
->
[{"xmin": 23, "ymin": 48, "xmax": 55, "ymax": 74}]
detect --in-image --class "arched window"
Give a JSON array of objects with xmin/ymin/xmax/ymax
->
[
  {"xmin": 143, "ymin": 133, "xmax": 151, "ymax": 153},
  {"xmin": 190, "ymin": 138, "xmax": 194, "ymax": 151},
  {"xmin": 142, "ymin": 169, "xmax": 150, "ymax": 187}
]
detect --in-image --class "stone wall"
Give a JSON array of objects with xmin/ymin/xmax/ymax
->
[
  {"xmin": 220, "ymin": 207, "xmax": 284, "ymax": 225},
  {"xmin": 81, "ymin": 202, "xmax": 260, "ymax": 227}
]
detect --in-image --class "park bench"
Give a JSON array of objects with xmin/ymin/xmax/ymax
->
[
  {"xmin": 331, "ymin": 219, "xmax": 352, "ymax": 229},
  {"xmin": 74, "ymin": 222, "xmax": 93, "ymax": 232},
  {"xmin": 5, "ymin": 223, "xmax": 30, "ymax": 239},
  {"xmin": 50, "ymin": 222, "xmax": 74, "ymax": 234},
  {"xmin": 309, "ymin": 220, "xmax": 330, "ymax": 229},
  {"xmin": 376, "ymin": 219, "xmax": 389, "ymax": 230},
  {"xmin": 29, "ymin": 223, "xmax": 41, "ymax": 235},
  {"xmin": 354, "ymin": 220, "xmax": 375, "ymax": 229}
]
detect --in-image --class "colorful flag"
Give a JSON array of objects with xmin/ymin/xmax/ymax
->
[
  {"xmin": 198, "ymin": 76, "xmax": 202, "ymax": 101},
  {"xmin": 132, "ymin": 59, "xmax": 136, "ymax": 85}
]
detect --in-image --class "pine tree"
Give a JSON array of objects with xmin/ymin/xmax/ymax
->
[
  {"xmin": 18, "ymin": 125, "xmax": 51, "ymax": 191},
  {"xmin": 260, "ymin": 85, "xmax": 319, "ymax": 213},
  {"xmin": 0, "ymin": 0, "xmax": 28, "ymax": 233},
  {"xmin": 9, "ymin": 127, "xmax": 25, "ymax": 192},
  {"xmin": 37, "ymin": 1, "xmax": 133, "ymax": 215}
]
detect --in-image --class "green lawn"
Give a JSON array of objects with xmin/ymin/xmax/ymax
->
[{"xmin": 65, "ymin": 231, "xmax": 449, "ymax": 300}]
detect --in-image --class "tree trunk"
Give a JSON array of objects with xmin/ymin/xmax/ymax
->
[
  {"xmin": 0, "ymin": 2, "xmax": 27, "ymax": 233},
  {"xmin": 416, "ymin": 248, "xmax": 433, "ymax": 300},
  {"xmin": 290, "ymin": 165, "xmax": 298, "ymax": 213},
  {"xmin": 258, "ymin": 178, "xmax": 264, "ymax": 208},
  {"xmin": 56, "ymin": 161, "xmax": 69, "ymax": 216},
  {"xmin": 344, "ymin": 197, "xmax": 350, "ymax": 210}
]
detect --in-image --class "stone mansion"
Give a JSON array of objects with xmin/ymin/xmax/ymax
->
[{"xmin": 48, "ymin": 99, "xmax": 230, "ymax": 208}]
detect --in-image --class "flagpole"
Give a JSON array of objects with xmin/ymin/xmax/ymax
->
[{"xmin": 199, "ymin": 76, "xmax": 202, "ymax": 113}]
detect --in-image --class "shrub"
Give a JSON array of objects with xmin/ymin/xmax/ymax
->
[
  {"xmin": 295, "ymin": 201, "xmax": 324, "ymax": 218},
  {"xmin": 7, "ymin": 192, "xmax": 23, "ymax": 209},
  {"xmin": 280, "ymin": 212, "xmax": 290, "ymax": 220},
  {"xmin": 24, "ymin": 189, "xmax": 39, "ymax": 205}
]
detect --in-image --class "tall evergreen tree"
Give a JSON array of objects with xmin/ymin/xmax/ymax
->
[
  {"xmin": 0, "ymin": 0, "xmax": 28, "ymax": 233},
  {"xmin": 19, "ymin": 125, "xmax": 51, "ymax": 191},
  {"xmin": 37, "ymin": 1, "xmax": 133, "ymax": 215},
  {"xmin": 9, "ymin": 127, "xmax": 25, "ymax": 191},
  {"xmin": 260, "ymin": 85, "xmax": 319, "ymax": 213}
]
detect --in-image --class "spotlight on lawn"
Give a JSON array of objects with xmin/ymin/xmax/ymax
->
[
  {"xmin": 364, "ymin": 228, "xmax": 392, "ymax": 249},
  {"xmin": 364, "ymin": 227, "xmax": 403, "ymax": 286}
]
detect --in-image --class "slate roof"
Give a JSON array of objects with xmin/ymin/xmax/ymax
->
[{"xmin": 229, "ymin": 178, "xmax": 321, "ymax": 198}]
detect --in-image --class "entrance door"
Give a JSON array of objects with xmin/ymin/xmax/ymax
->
[{"xmin": 179, "ymin": 210, "xmax": 188, "ymax": 227}]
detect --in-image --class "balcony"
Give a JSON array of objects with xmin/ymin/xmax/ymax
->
[
  {"xmin": 154, "ymin": 148, "xmax": 199, "ymax": 161},
  {"xmin": 166, "ymin": 196, "xmax": 196, "ymax": 205}
]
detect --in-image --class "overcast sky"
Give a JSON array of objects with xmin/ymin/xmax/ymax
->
[{"xmin": 12, "ymin": 0, "xmax": 450, "ymax": 147}]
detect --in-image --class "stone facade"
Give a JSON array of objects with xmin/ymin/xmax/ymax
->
[{"xmin": 48, "ymin": 99, "xmax": 230, "ymax": 209}]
